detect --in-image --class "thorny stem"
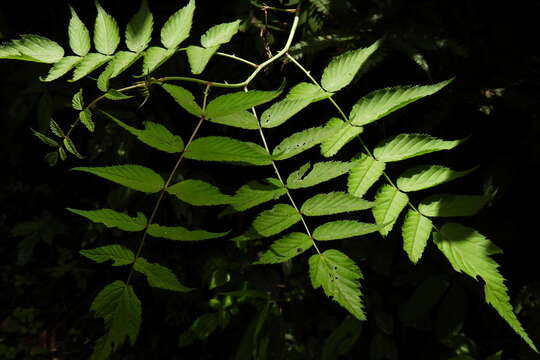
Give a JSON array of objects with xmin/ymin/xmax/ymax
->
[
  {"xmin": 285, "ymin": 53, "xmax": 427, "ymax": 217},
  {"xmin": 248, "ymin": 89, "xmax": 321, "ymax": 255},
  {"xmin": 157, "ymin": 10, "xmax": 300, "ymax": 89},
  {"xmin": 125, "ymin": 85, "xmax": 211, "ymax": 286}
]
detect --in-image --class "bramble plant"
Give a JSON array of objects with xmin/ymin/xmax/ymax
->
[{"xmin": 1, "ymin": 0, "xmax": 537, "ymax": 358}]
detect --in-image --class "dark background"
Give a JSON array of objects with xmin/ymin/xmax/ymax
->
[{"xmin": 1, "ymin": 0, "xmax": 540, "ymax": 359}]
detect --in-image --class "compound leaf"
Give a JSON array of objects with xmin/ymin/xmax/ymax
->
[
  {"xmin": 320, "ymin": 117, "xmax": 363, "ymax": 157},
  {"xmin": 372, "ymin": 184, "xmax": 409, "ymax": 236},
  {"xmin": 401, "ymin": 209, "xmax": 432, "ymax": 263},
  {"xmin": 397, "ymin": 165, "xmax": 478, "ymax": 192},
  {"xmin": 71, "ymin": 53, "xmax": 111, "ymax": 81},
  {"xmin": 309, "ymin": 250, "xmax": 365, "ymax": 320},
  {"xmin": 374, "ymin": 134, "xmax": 466, "ymax": 162},
  {"xmin": 80, "ymin": 245, "xmax": 135, "ymax": 266},
  {"xmin": 90, "ymin": 281, "xmax": 141, "ymax": 359},
  {"xmin": 160, "ymin": 0, "xmax": 195, "ymax": 49},
  {"xmin": 134, "ymin": 257, "xmax": 192, "ymax": 292},
  {"xmin": 186, "ymin": 45, "xmax": 218, "ymax": 74},
  {"xmin": 161, "ymin": 83, "xmax": 202, "ymax": 117},
  {"xmin": 254, "ymin": 232, "xmax": 312, "ymax": 264},
  {"xmin": 418, "ymin": 194, "xmax": 489, "ymax": 217},
  {"xmin": 347, "ymin": 154, "xmax": 385, "ymax": 198},
  {"xmin": 102, "ymin": 111, "xmax": 183, "ymax": 153},
  {"xmin": 349, "ymin": 79, "xmax": 453, "ymax": 126},
  {"xmin": 301, "ymin": 192, "xmax": 373, "ymax": 216},
  {"xmin": 148, "ymin": 224, "xmax": 229, "ymax": 241},
  {"xmin": 72, "ymin": 165, "xmax": 164, "ymax": 193},
  {"xmin": 206, "ymin": 88, "xmax": 282, "ymax": 119},
  {"xmin": 67, "ymin": 208, "xmax": 147, "ymax": 231},
  {"xmin": 434, "ymin": 223, "xmax": 537, "ymax": 352},
  {"xmin": 272, "ymin": 126, "xmax": 332, "ymax": 161},
  {"xmin": 142, "ymin": 46, "xmax": 175, "ymax": 74},
  {"xmin": 287, "ymin": 161, "xmax": 353, "ymax": 189},
  {"xmin": 94, "ymin": 1, "xmax": 120, "ymax": 55},
  {"xmin": 126, "ymin": 0, "xmax": 153, "ymax": 53},
  {"xmin": 167, "ymin": 179, "xmax": 232, "ymax": 206},
  {"xmin": 231, "ymin": 204, "xmax": 301, "ymax": 241},
  {"xmin": 68, "ymin": 6, "xmax": 91, "ymax": 56},
  {"xmin": 185, "ymin": 136, "xmax": 271, "ymax": 166},
  {"xmin": 321, "ymin": 41, "xmax": 379, "ymax": 92},
  {"xmin": 40, "ymin": 56, "xmax": 82, "ymax": 81},
  {"xmin": 11, "ymin": 35, "xmax": 64, "ymax": 63},
  {"xmin": 313, "ymin": 220, "xmax": 382, "ymax": 240},
  {"xmin": 201, "ymin": 20, "xmax": 241, "ymax": 48}
]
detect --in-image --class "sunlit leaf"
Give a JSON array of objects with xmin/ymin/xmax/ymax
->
[
  {"xmin": 254, "ymin": 232, "xmax": 312, "ymax": 264},
  {"xmin": 72, "ymin": 165, "xmax": 164, "ymax": 193}
]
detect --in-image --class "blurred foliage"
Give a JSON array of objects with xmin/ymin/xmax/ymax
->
[{"xmin": 1, "ymin": 0, "xmax": 540, "ymax": 359}]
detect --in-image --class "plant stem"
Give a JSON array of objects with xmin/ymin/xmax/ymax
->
[
  {"xmin": 126, "ymin": 85, "xmax": 211, "ymax": 286},
  {"xmin": 285, "ymin": 53, "xmax": 426, "ymax": 216},
  {"xmin": 248, "ymin": 90, "xmax": 321, "ymax": 255},
  {"xmin": 158, "ymin": 11, "xmax": 300, "ymax": 89}
]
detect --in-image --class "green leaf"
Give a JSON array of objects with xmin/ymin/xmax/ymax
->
[
  {"xmin": 347, "ymin": 154, "xmax": 385, "ymax": 198},
  {"xmin": 40, "ymin": 56, "xmax": 82, "ymax": 82},
  {"xmin": 102, "ymin": 111, "xmax": 183, "ymax": 153},
  {"xmin": 313, "ymin": 220, "xmax": 382, "ymax": 240},
  {"xmin": 301, "ymin": 192, "xmax": 373, "ymax": 216},
  {"xmin": 11, "ymin": 35, "xmax": 64, "ymax": 63},
  {"xmin": 142, "ymin": 46, "xmax": 175, "ymax": 75},
  {"xmin": 201, "ymin": 20, "xmax": 241, "ymax": 48},
  {"xmin": 167, "ymin": 179, "xmax": 232, "ymax": 206},
  {"xmin": 320, "ymin": 117, "xmax": 363, "ymax": 157},
  {"xmin": 67, "ymin": 208, "xmax": 147, "ymax": 231},
  {"xmin": 272, "ymin": 126, "xmax": 332, "ymax": 161},
  {"xmin": 58, "ymin": 147, "xmax": 67, "ymax": 161},
  {"xmin": 147, "ymin": 224, "xmax": 229, "ymax": 241},
  {"xmin": 231, "ymin": 204, "xmax": 301, "ymax": 241},
  {"xmin": 372, "ymin": 184, "xmax": 409, "ymax": 236},
  {"xmin": 80, "ymin": 245, "xmax": 135, "ymax": 266},
  {"xmin": 32, "ymin": 129, "xmax": 59, "ymax": 147},
  {"xmin": 309, "ymin": 250, "xmax": 365, "ymax": 320},
  {"xmin": 185, "ymin": 136, "xmax": 271, "ymax": 166},
  {"xmin": 63, "ymin": 137, "xmax": 84, "ymax": 158},
  {"xmin": 225, "ymin": 178, "xmax": 286, "ymax": 213},
  {"xmin": 206, "ymin": 87, "xmax": 283, "ymax": 119},
  {"xmin": 50, "ymin": 119, "xmax": 65, "ymax": 137},
  {"xmin": 374, "ymin": 134, "xmax": 466, "ymax": 162},
  {"xmin": 97, "ymin": 51, "xmax": 142, "ymax": 90},
  {"xmin": 72, "ymin": 165, "xmax": 164, "ymax": 193},
  {"xmin": 44, "ymin": 151, "xmax": 59, "ymax": 167},
  {"xmin": 68, "ymin": 6, "xmax": 91, "ymax": 56},
  {"xmin": 286, "ymin": 82, "xmax": 329, "ymax": 102},
  {"xmin": 418, "ymin": 194, "xmax": 489, "ymax": 217},
  {"xmin": 186, "ymin": 45, "xmax": 218, "ymax": 74},
  {"xmin": 160, "ymin": 0, "xmax": 195, "ymax": 49},
  {"xmin": 79, "ymin": 109, "xmax": 95, "ymax": 132},
  {"xmin": 254, "ymin": 232, "xmax": 313, "ymax": 264},
  {"xmin": 90, "ymin": 281, "xmax": 141, "ymax": 359},
  {"xmin": 397, "ymin": 165, "xmax": 478, "ymax": 192},
  {"xmin": 161, "ymin": 83, "xmax": 203, "ymax": 117},
  {"xmin": 287, "ymin": 161, "xmax": 353, "ymax": 189},
  {"xmin": 210, "ymin": 111, "xmax": 259, "ymax": 130},
  {"xmin": 72, "ymin": 88, "xmax": 84, "ymax": 110},
  {"xmin": 349, "ymin": 79, "xmax": 453, "ymax": 126},
  {"xmin": 134, "ymin": 257, "xmax": 192, "ymax": 292},
  {"xmin": 321, "ymin": 41, "xmax": 379, "ymax": 92},
  {"xmin": 322, "ymin": 317, "xmax": 362, "ymax": 360},
  {"xmin": 70, "ymin": 53, "xmax": 111, "ymax": 81},
  {"xmin": 125, "ymin": 0, "xmax": 153, "ymax": 53},
  {"xmin": 260, "ymin": 98, "xmax": 310, "ymax": 128},
  {"xmin": 401, "ymin": 209, "xmax": 432, "ymax": 263},
  {"xmin": 94, "ymin": 1, "xmax": 120, "ymax": 55},
  {"xmin": 434, "ymin": 223, "xmax": 537, "ymax": 352},
  {"xmin": 104, "ymin": 89, "xmax": 134, "ymax": 100}
]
